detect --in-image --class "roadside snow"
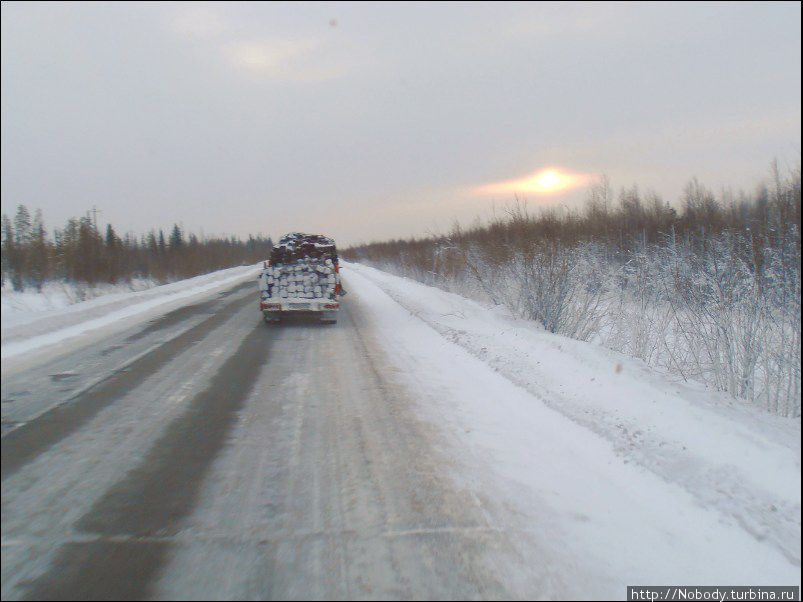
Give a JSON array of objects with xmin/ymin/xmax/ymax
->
[
  {"xmin": 1, "ymin": 278, "xmax": 157, "ymax": 325},
  {"xmin": 344, "ymin": 261, "xmax": 801, "ymax": 594},
  {"xmin": 1, "ymin": 266, "xmax": 259, "ymax": 361}
]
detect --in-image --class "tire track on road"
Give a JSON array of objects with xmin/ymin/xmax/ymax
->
[
  {"xmin": 1, "ymin": 293, "xmax": 256, "ymax": 480},
  {"xmin": 122, "ymin": 280, "xmax": 255, "ymax": 344},
  {"xmin": 19, "ymin": 320, "xmax": 275, "ymax": 601}
]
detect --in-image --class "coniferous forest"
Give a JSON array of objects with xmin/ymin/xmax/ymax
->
[{"xmin": 1, "ymin": 207, "xmax": 272, "ymax": 291}]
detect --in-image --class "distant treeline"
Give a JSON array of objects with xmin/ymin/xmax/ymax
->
[
  {"xmin": 345, "ymin": 168, "xmax": 800, "ymax": 271},
  {"xmin": 1, "ymin": 207, "xmax": 273, "ymax": 291}
]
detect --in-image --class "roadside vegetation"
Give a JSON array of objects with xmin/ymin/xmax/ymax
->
[
  {"xmin": 344, "ymin": 164, "xmax": 801, "ymax": 417},
  {"xmin": 1, "ymin": 209, "xmax": 272, "ymax": 291}
]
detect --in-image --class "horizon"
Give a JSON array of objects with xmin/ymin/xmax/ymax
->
[{"xmin": 3, "ymin": 163, "xmax": 797, "ymax": 248}]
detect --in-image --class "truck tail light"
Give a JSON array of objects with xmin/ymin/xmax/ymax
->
[{"xmin": 324, "ymin": 303, "xmax": 339, "ymax": 310}]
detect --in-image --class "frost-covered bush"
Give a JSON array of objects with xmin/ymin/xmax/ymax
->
[
  {"xmin": 606, "ymin": 234, "xmax": 800, "ymax": 416},
  {"xmin": 462, "ymin": 242, "xmax": 607, "ymax": 340}
]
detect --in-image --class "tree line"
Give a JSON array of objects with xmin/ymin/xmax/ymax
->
[
  {"xmin": 1, "ymin": 207, "xmax": 273, "ymax": 291},
  {"xmin": 345, "ymin": 165, "xmax": 800, "ymax": 279}
]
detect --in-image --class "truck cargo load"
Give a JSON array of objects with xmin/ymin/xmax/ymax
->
[{"xmin": 258, "ymin": 232, "xmax": 342, "ymax": 323}]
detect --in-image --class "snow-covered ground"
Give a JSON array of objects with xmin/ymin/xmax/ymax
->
[
  {"xmin": 1, "ymin": 265, "xmax": 259, "ymax": 362},
  {"xmin": 345, "ymin": 261, "xmax": 801, "ymax": 592},
  {"xmin": 1, "ymin": 278, "xmax": 158, "ymax": 319},
  {"xmin": 2, "ymin": 260, "xmax": 798, "ymax": 592}
]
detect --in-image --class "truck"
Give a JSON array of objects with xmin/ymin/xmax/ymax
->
[{"xmin": 258, "ymin": 233, "xmax": 343, "ymax": 324}]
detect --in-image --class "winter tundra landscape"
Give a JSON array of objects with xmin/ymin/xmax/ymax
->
[{"xmin": 1, "ymin": 2, "xmax": 801, "ymax": 600}]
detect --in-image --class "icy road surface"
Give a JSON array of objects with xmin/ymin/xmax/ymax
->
[{"xmin": 2, "ymin": 265, "xmax": 800, "ymax": 600}]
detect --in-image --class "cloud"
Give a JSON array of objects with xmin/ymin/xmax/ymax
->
[
  {"xmin": 168, "ymin": 7, "xmax": 351, "ymax": 84},
  {"xmin": 224, "ymin": 39, "xmax": 314, "ymax": 71},
  {"xmin": 222, "ymin": 38, "xmax": 347, "ymax": 82}
]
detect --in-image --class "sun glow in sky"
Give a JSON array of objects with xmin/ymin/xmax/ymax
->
[{"xmin": 475, "ymin": 168, "xmax": 592, "ymax": 196}]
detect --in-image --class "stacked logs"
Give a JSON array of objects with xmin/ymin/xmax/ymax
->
[{"xmin": 263, "ymin": 258, "xmax": 337, "ymax": 300}]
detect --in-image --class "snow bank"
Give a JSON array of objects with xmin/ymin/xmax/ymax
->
[
  {"xmin": 1, "ymin": 265, "xmax": 259, "ymax": 361},
  {"xmin": 344, "ymin": 261, "xmax": 801, "ymax": 594},
  {"xmin": 1, "ymin": 278, "xmax": 158, "ymax": 326}
]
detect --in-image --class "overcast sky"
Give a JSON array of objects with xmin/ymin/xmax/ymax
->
[{"xmin": 2, "ymin": 2, "xmax": 800, "ymax": 245}]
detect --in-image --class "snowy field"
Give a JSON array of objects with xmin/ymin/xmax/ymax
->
[
  {"xmin": 1, "ymin": 265, "xmax": 260, "ymax": 361},
  {"xmin": 345, "ymin": 261, "xmax": 801, "ymax": 590}
]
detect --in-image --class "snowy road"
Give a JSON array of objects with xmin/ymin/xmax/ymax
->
[
  {"xmin": 1, "ymin": 267, "xmax": 800, "ymax": 600},
  {"xmin": 2, "ymin": 275, "xmax": 511, "ymax": 599}
]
